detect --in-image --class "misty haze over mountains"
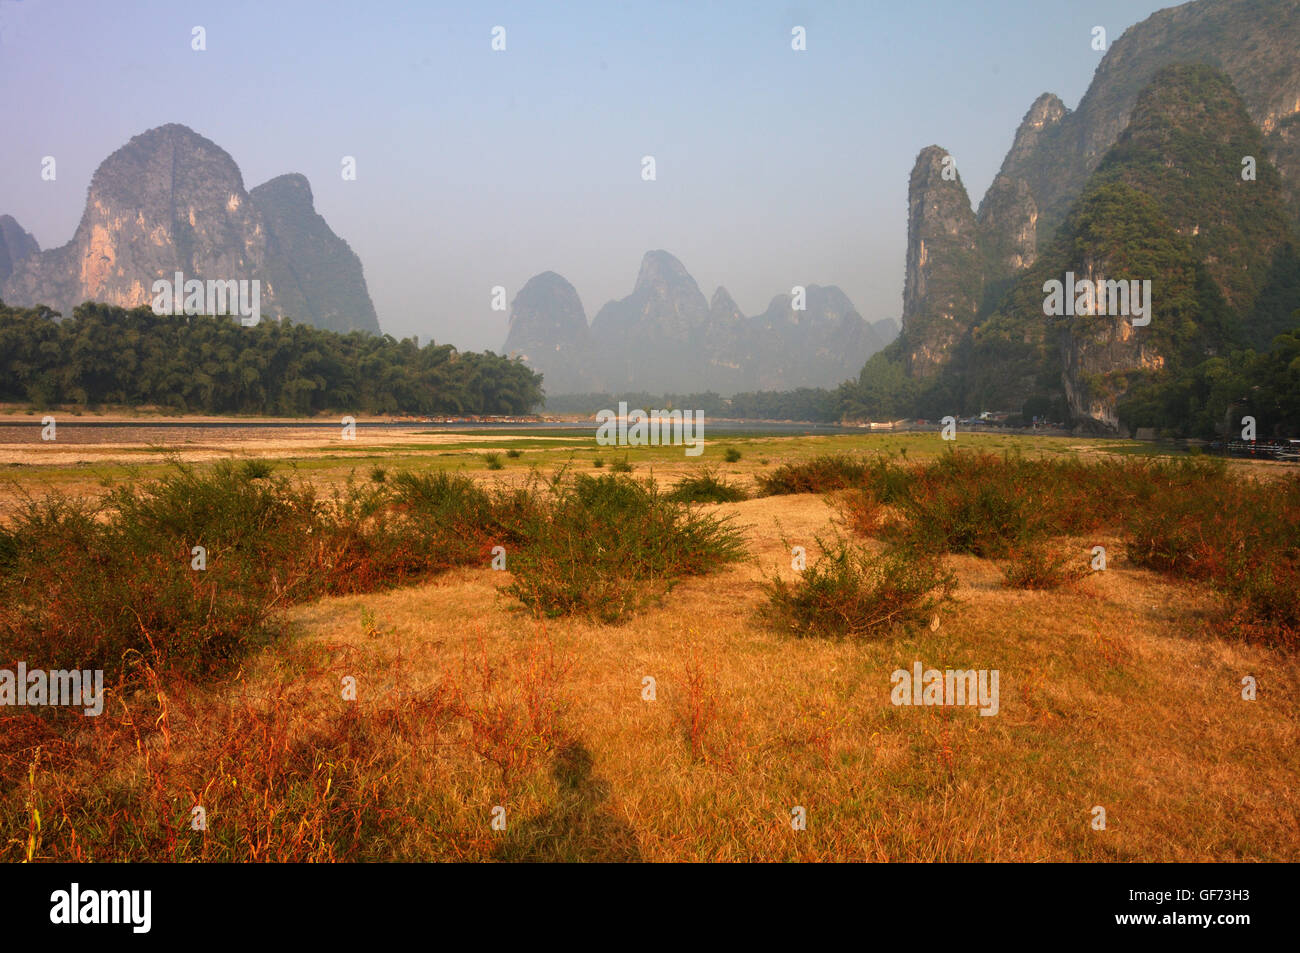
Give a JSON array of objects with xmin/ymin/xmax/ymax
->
[{"xmin": 501, "ymin": 251, "xmax": 898, "ymax": 395}]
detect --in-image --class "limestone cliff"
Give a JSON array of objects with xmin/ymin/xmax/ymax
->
[
  {"xmin": 898, "ymin": 145, "xmax": 981, "ymax": 377},
  {"xmin": 1, "ymin": 124, "xmax": 379, "ymax": 332}
]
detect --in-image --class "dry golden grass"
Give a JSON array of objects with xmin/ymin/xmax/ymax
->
[
  {"xmin": 4, "ymin": 436, "xmax": 1298, "ymax": 862},
  {"xmin": 41, "ymin": 495, "xmax": 1281, "ymax": 861}
]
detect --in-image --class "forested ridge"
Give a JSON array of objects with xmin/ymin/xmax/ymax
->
[
  {"xmin": 838, "ymin": 64, "xmax": 1300, "ymax": 438},
  {"xmin": 0, "ymin": 301, "xmax": 543, "ymax": 415}
]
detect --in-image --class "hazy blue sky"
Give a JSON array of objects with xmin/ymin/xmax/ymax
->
[{"xmin": 1, "ymin": 0, "xmax": 1176, "ymax": 352}]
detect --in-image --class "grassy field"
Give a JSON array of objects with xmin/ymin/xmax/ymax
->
[
  {"xmin": 1, "ymin": 424, "xmax": 1296, "ymax": 862},
  {"xmin": 0, "ymin": 423, "xmax": 1170, "ymax": 500}
]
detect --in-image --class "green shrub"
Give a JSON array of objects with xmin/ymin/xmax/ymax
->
[
  {"xmin": 863, "ymin": 457, "xmax": 912, "ymax": 503},
  {"xmin": 723, "ymin": 447, "xmax": 742, "ymax": 463},
  {"xmin": 1218, "ymin": 555, "xmax": 1300, "ymax": 648},
  {"xmin": 1125, "ymin": 468, "xmax": 1299, "ymax": 648},
  {"xmin": 240, "ymin": 459, "xmax": 274, "ymax": 480},
  {"xmin": 762, "ymin": 536, "xmax": 955, "ymax": 639},
  {"xmin": 838, "ymin": 489, "xmax": 887, "ymax": 537},
  {"xmin": 756, "ymin": 454, "xmax": 868, "ymax": 494},
  {"xmin": 887, "ymin": 452, "xmax": 1045, "ymax": 558},
  {"xmin": 666, "ymin": 469, "xmax": 748, "ymax": 504},
  {"xmin": 0, "ymin": 464, "xmax": 508, "ymax": 680},
  {"xmin": 503, "ymin": 474, "xmax": 745, "ymax": 623},
  {"xmin": 365, "ymin": 469, "xmax": 504, "ymax": 576},
  {"xmin": 1001, "ymin": 544, "xmax": 1078, "ymax": 590},
  {"xmin": 0, "ymin": 465, "xmax": 311, "ymax": 678}
]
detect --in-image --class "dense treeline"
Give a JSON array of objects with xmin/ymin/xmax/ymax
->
[
  {"xmin": 837, "ymin": 319, "xmax": 1300, "ymax": 437},
  {"xmin": 834, "ymin": 350, "xmax": 920, "ymax": 422},
  {"xmin": 540, "ymin": 388, "xmax": 842, "ymax": 422},
  {"xmin": 730, "ymin": 388, "xmax": 841, "ymax": 422},
  {"xmin": 540, "ymin": 391, "xmax": 732, "ymax": 417},
  {"xmin": 0, "ymin": 301, "xmax": 543, "ymax": 415}
]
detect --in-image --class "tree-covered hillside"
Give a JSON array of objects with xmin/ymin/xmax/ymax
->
[{"xmin": 848, "ymin": 64, "xmax": 1300, "ymax": 437}]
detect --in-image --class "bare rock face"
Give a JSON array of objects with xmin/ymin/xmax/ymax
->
[
  {"xmin": 1071, "ymin": 0, "xmax": 1300, "ymax": 176},
  {"xmin": 1055, "ymin": 65, "xmax": 1296, "ymax": 431},
  {"xmin": 994, "ymin": 93, "xmax": 1068, "ymax": 182},
  {"xmin": 967, "ymin": 64, "xmax": 1300, "ymax": 433},
  {"xmin": 4, "ymin": 125, "xmax": 266, "ymax": 314},
  {"xmin": 1269, "ymin": 112, "xmax": 1300, "ymax": 220},
  {"xmin": 503, "ymin": 271, "xmax": 594, "ymax": 395},
  {"xmin": 1, "ymin": 124, "xmax": 379, "ymax": 332},
  {"xmin": 248, "ymin": 174, "xmax": 380, "ymax": 333},
  {"xmin": 978, "ymin": 175, "xmax": 1039, "ymax": 279},
  {"xmin": 899, "ymin": 145, "xmax": 981, "ymax": 378},
  {"xmin": 890, "ymin": 0, "xmax": 1300, "ymax": 422},
  {"xmin": 1061, "ymin": 301, "xmax": 1169, "ymax": 434},
  {"xmin": 0, "ymin": 215, "xmax": 39, "ymax": 287},
  {"xmin": 976, "ymin": 94, "xmax": 1064, "ymax": 280},
  {"xmin": 1050, "ymin": 206, "xmax": 1189, "ymax": 435}
]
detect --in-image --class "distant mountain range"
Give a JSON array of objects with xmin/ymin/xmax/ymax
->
[
  {"xmin": 0, "ymin": 124, "xmax": 379, "ymax": 333},
  {"xmin": 503, "ymin": 250, "xmax": 897, "ymax": 395}
]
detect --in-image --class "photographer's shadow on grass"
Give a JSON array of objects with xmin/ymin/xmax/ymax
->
[{"xmin": 493, "ymin": 740, "xmax": 643, "ymax": 862}]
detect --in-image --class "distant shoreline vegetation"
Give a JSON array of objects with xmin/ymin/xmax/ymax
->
[
  {"xmin": 543, "ymin": 388, "xmax": 845, "ymax": 423},
  {"xmin": 0, "ymin": 300, "xmax": 542, "ymax": 416},
  {"xmin": 7, "ymin": 298, "xmax": 1295, "ymax": 437}
]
